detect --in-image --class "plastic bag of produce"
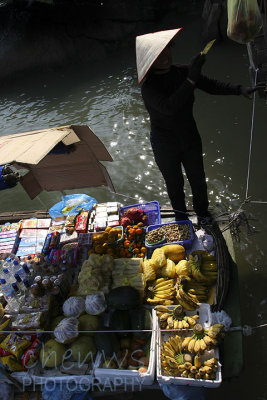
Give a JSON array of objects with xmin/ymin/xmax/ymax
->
[
  {"xmin": 49, "ymin": 193, "xmax": 97, "ymax": 218},
  {"xmin": 227, "ymin": 0, "xmax": 262, "ymax": 44}
]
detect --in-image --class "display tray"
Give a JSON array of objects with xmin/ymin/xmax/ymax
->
[
  {"xmin": 94, "ymin": 311, "xmax": 156, "ymax": 386},
  {"xmin": 145, "ymin": 220, "xmax": 195, "ymax": 251},
  {"xmin": 153, "ymin": 306, "xmax": 222, "ymax": 388}
]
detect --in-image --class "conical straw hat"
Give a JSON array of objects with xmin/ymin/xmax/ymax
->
[{"xmin": 136, "ymin": 28, "xmax": 182, "ymax": 85}]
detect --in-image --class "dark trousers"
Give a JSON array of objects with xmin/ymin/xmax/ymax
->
[{"xmin": 150, "ymin": 132, "xmax": 209, "ymax": 219}]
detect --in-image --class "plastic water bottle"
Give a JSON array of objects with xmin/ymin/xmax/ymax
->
[
  {"xmin": 22, "ymin": 264, "xmax": 33, "ymax": 285},
  {"xmin": 12, "ymin": 262, "xmax": 27, "ymax": 282},
  {"xmin": 2, "ymin": 269, "xmax": 13, "ymax": 284},
  {"xmin": 0, "ymin": 279, "xmax": 20, "ymax": 312},
  {"xmin": 14, "ymin": 274, "xmax": 27, "ymax": 295},
  {"xmin": 0, "ymin": 259, "xmax": 11, "ymax": 278}
]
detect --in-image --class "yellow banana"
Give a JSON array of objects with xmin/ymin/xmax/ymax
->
[
  {"xmin": 203, "ymin": 335, "xmax": 213, "ymax": 346},
  {"xmin": 182, "ymin": 319, "xmax": 190, "ymax": 329},
  {"xmin": 194, "ymin": 355, "xmax": 202, "ymax": 369},
  {"xmin": 184, "ymin": 362, "xmax": 192, "ymax": 370},
  {"xmin": 173, "ymin": 320, "xmax": 179, "ymax": 329},
  {"xmin": 154, "ymin": 279, "xmax": 174, "ymax": 290},
  {"xmin": 163, "ymin": 347, "xmax": 175, "ymax": 358},
  {"xmin": 178, "ymin": 364, "xmax": 186, "ymax": 373},
  {"xmin": 188, "ymin": 337, "xmax": 197, "ymax": 353},
  {"xmin": 190, "ymin": 365, "xmax": 197, "ymax": 374},
  {"xmin": 155, "ymin": 305, "xmax": 169, "ymax": 312},
  {"xmin": 167, "ymin": 316, "xmax": 174, "ymax": 328},
  {"xmin": 169, "ymin": 336, "xmax": 179, "ymax": 353},
  {"xmin": 182, "ymin": 336, "xmax": 193, "ymax": 351},
  {"xmin": 176, "ymin": 290, "xmax": 196, "ymax": 311},
  {"xmin": 159, "ymin": 312, "xmax": 171, "ymax": 321},
  {"xmin": 186, "ymin": 316, "xmax": 198, "ymax": 327}
]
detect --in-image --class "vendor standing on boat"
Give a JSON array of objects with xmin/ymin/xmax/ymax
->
[{"xmin": 136, "ymin": 28, "xmax": 262, "ymax": 224}]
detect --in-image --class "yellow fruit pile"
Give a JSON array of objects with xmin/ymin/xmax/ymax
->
[{"xmin": 143, "ymin": 247, "xmax": 217, "ymax": 308}]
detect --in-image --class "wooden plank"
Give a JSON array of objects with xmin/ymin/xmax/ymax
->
[{"xmin": 0, "ymin": 210, "xmax": 50, "ymax": 224}]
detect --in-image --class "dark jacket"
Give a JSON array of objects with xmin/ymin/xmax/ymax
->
[{"xmin": 141, "ymin": 65, "xmax": 241, "ymax": 146}]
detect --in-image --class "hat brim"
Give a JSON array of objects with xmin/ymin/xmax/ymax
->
[{"xmin": 136, "ymin": 28, "xmax": 183, "ymax": 85}]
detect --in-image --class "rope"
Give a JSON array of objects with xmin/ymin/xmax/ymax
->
[{"xmin": 245, "ymin": 68, "xmax": 258, "ymax": 200}]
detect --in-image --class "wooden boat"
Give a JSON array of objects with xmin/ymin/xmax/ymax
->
[{"xmin": 0, "ymin": 205, "xmax": 243, "ymax": 390}]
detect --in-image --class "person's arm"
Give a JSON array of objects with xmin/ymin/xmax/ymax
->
[
  {"xmin": 141, "ymin": 79, "xmax": 195, "ymax": 116},
  {"xmin": 196, "ymin": 74, "xmax": 242, "ymax": 95}
]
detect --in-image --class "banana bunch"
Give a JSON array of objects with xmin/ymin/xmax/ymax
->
[
  {"xmin": 146, "ymin": 278, "xmax": 176, "ymax": 305},
  {"xmin": 189, "ymin": 253, "xmax": 217, "ymax": 285},
  {"xmin": 177, "ymin": 356, "xmax": 219, "ymax": 380},
  {"xmin": 182, "ymin": 323, "xmax": 224, "ymax": 354},
  {"xmin": 176, "ymin": 280, "xmax": 199, "ymax": 311},
  {"xmin": 161, "ymin": 335, "xmax": 219, "ymax": 380},
  {"xmin": 155, "ymin": 304, "xmax": 199, "ymax": 329},
  {"xmin": 183, "ymin": 277, "xmax": 209, "ymax": 303}
]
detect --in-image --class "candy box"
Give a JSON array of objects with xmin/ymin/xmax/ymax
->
[{"xmin": 75, "ymin": 210, "xmax": 89, "ymax": 233}]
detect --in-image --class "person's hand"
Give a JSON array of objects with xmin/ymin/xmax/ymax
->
[
  {"xmin": 188, "ymin": 54, "xmax": 206, "ymax": 83},
  {"xmin": 240, "ymin": 83, "xmax": 266, "ymax": 99}
]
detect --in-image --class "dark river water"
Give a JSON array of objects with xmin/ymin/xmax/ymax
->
[{"xmin": 0, "ymin": 10, "xmax": 267, "ymax": 400}]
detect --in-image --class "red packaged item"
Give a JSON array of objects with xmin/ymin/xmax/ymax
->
[
  {"xmin": 21, "ymin": 339, "xmax": 41, "ymax": 369},
  {"xmin": 0, "ymin": 348, "xmax": 12, "ymax": 357},
  {"xmin": 49, "ymin": 232, "xmax": 60, "ymax": 249},
  {"xmin": 75, "ymin": 211, "xmax": 89, "ymax": 233}
]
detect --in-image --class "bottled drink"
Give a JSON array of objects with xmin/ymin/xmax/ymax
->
[
  {"xmin": 22, "ymin": 264, "xmax": 33, "ymax": 285},
  {"xmin": 0, "ymin": 278, "xmax": 20, "ymax": 312},
  {"xmin": 14, "ymin": 273, "xmax": 27, "ymax": 295},
  {"xmin": 2, "ymin": 269, "xmax": 13, "ymax": 284},
  {"xmin": 12, "ymin": 261, "xmax": 27, "ymax": 282}
]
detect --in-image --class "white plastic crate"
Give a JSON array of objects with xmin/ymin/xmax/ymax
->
[
  {"xmin": 94, "ymin": 313, "xmax": 156, "ymax": 386},
  {"xmin": 153, "ymin": 304, "xmax": 222, "ymax": 388},
  {"xmin": 31, "ymin": 360, "xmax": 96, "ymax": 385}
]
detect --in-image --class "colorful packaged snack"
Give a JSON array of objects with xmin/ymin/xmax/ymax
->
[
  {"xmin": 65, "ymin": 215, "xmax": 76, "ymax": 232},
  {"xmin": 0, "ymin": 348, "xmax": 12, "ymax": 357},
  {"xmin": 75, "ymin": 211, "xmax": 89, "ymax": 233},
  {"xmin": 49, "ymin": 232, "xmax": 60, "ymax": 249},
  {"xmin": 0, "ymin": 333, "xmax": 31, "ymax": 359},
  {"xmin": 21, "ymin": 339, "xmax": 41, "ymax": 369},
  {"xmin": 42, "ymin": 233, "xmax": 53, "ymax": 254},
  {"xmin": 0, "ymin": 355, "xmax": 23, "ymax": 372},
  {"xmin": 11, "ymin": 312, "xmax": 48, "ymax": 331},
  {"xmin": 0, "ymin": 318, "xmax": 11, "ymax": 341}
]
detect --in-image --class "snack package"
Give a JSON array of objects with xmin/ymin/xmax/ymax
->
[
  {"xmin": 0, "ymin": 348, "xmax": 12, "ymax": 357},
  {"xmin": 11, "ymin": 311, "xmax": 48, "ymax": 331},
  {"xmin": 21, "ymin": 219, "xmax": 38, "ymax": 229},
  {"xmin": 65, "ymin": 215, "xmax": 77, "ymax": 234},
  {"xmin": 37, "ymin": 219, "xmax": 52, "ymax": 229},
  {"xmin": 21, "ymin": 339, "xmax": 41, "ymax": 369},
  {"xmin": 0, "ymin": 355, "xmax": 23, "ymax": 372},
  {"xmin": 20, "ymin": 295, "xmax": 55, "ymax": 313},
  {"xmin": 75, "ymin": 211, "xmax": 89, "ymax": 233},
  {"xmin": 60, "ymin": 231, "xmax": 78, "ymax": 245},
  {"xmin": 0, "ymin": 334, "xmax": 31, "ymax": 359},
  {"xmin": 0, "ymin": 319, "xmax": 12, "ymax": 341},
  {"xmin": 49, "ymin": 232, "xmax": 60, "ymax": 249},
  {"xmin": 227, "ymin": 0, "xmax": 262, "ymax": 43}
]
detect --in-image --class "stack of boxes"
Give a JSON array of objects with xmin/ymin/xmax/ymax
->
[
  {"xmin": 0, "ymin": 223, "xmax": 20, "ymax": 254},
  {"xmin": 94, "ymin": 202, "xmax": 120, "ymax": 231},
  {"xmin": 16, "ymin": 218, "xmax": 51, "ymax": 258}
]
